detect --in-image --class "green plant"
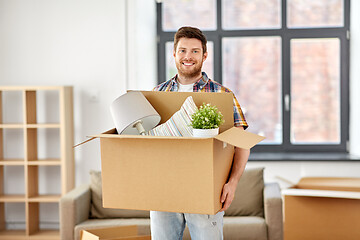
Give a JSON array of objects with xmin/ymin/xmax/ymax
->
[{"xmin": 191, "ymin": 103, "xmax": 224, "ymax": 129}]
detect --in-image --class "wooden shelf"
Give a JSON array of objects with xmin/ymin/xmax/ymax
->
[
  {"xmin": 28, "ymin": 195, "xmax": 60, "ymax": 202},
  {"xmin": 0, "ymin": 124, "xmax": 24, "ymax": 129},
  {"xmin": 27, "ymin": 159, "xmax": 61, "ymax": 166},
  {"xmin": 26, "ymin": 124, "xmax": 60, "ymax": 129},
  {"xmin": 0, "ymin": 230, "xmax": 59, "ymax": 240},
  {"xmin": 0, "ymin": 159, "xmax": 61, "ymax": 166},
  {"xmin": 0, "ymin": 86, "xmax": 68, "ymax": 91},
  {"xmin": 0, "ymin": 159, "xmax": 25, "ymax": 165},
  {"xmin": 0, "ymin": 230, "xmax": 26, "ymax": 239},
  {"xmin": 0, "ymin": 86, "xmax": 74, "ymax": 239},
  {"xmin": 28, "ymin": 230, "xmax": 60, "ymax": 239},
  {"xmin": 0, "ymin": 194, "xmax": 61, "ymax": 202},
  {"xmin": 0, "ymin": 195, "xmax": 25, "ymax": 202}
]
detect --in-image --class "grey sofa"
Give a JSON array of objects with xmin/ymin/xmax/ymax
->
[{"xmin": 60, "ymin": 168, "xmax": 283, "ymax": 240}]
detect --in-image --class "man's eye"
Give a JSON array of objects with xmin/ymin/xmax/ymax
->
[
  {"xmin": 193, "ymin": 50, "xmax": 198, "ymax": 53},
  {"xmin": 179, "ymin": 50, "xmax": 185, "ymax": 53}
]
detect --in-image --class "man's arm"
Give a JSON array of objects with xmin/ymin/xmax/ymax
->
[{"xmin": 219, "ymin": 128, "xmax": 250, "ymax": 212}]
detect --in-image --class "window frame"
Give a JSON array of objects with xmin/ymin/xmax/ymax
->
[{"xmin": 156, "ymin": 0, "xmax": 350, "ymax": 154}]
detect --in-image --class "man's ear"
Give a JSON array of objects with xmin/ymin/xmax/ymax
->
[
  {"xmin": 173, "ymin": 50, "xmax": 176, "ymax": 58},
  {"xmin": 203, "ymin": 51, "xmax": 208, "ymax": 62}
]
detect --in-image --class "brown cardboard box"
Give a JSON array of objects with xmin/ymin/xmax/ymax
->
[
  {"xmin": 80, "ymin": 225, "xmax": 150, "ymax": 240},
  {"xmin": 84, "ymin": 91, "xmax": 264, "ymax": 215},
  {"xmin": 282, "ymin": 177, "xmax": 360, "ymax": 240}
]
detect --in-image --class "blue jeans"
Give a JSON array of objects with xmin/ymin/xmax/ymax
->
[{"xmin": 150, "ymin": 211, "xmax": 224, "ymax": 240}]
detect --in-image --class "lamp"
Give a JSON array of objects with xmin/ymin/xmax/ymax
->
[{"xmin": 110, "ymin": 91, "xmax": 161, "ymax": 135}]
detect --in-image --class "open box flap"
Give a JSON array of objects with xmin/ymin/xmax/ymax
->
[
  {"xmin": 282, "ymin": 188, "xmax": 360, "ymax": 200},
  {"xmin": 73, "ymin": 128, "xmax": 117, "ymax": 148},
  {"xmin": 75, "ymin": 127, "xmax": 265, "ymax": 148},
  {"xmin": 296, "ymin": 177, "xmax": 360, "ymax": 192},
  {"xmin": 80, "ymin": 225, "xmax": 150, "ymax": 240},
  {"xmin": 74, "ymin": 128, "xmax": 199, "ymax": 147},
  {"xmin": 214, "ymin": 127, "xmax": 265, "ymax": 149}
]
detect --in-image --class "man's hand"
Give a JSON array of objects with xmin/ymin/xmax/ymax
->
[{"xmin": 219, "ymin": 180, "xmax": 238, "ymax": 212}]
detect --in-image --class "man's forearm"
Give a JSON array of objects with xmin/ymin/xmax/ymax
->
[
  {"xmin": 219, "ymin": 146, "xmax": 250, "ymax": 211},
  {"xmin": 228, "ymin": 147, "xmax": 250, "ymax": 185}
]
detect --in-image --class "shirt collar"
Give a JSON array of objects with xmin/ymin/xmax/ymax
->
[
  {"xmin": 170, "ymin": 72, "xmax": 209, "ymax": 90},
  {"xmin": 194, "ymin": 72, "xmax": 209, "ymax": 90}
]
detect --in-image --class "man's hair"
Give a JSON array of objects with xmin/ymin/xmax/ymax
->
[{"xmin": 174, "ymin": 26, "xmax": 207, "ymax": 54}]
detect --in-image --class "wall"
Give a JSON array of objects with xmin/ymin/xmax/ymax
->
[
  {"xmin": 0, "ymin": 0, "xmax": 132, "ymax": 228},
  {"xmin": 0, "ymin": 0, "xmax": 132, "ymax": 184},
  {"xmin": 0, "ymin": 0, "xmax": 359, "ymax": 227},
  {"xmin": 349, "ymin": 0, "xmax": 360, "ymax": 156}
]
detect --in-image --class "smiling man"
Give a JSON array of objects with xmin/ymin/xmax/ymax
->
[
  {"xmin": 174, "ymin": 37, "xmax": 207, "ymax": 84},
  {"xmin": 152, "ymin": 26, "xmax": 250, "ymax": 240}
]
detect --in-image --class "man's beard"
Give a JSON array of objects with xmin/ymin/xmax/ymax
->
[{"xmin": 175, "ymin": 60, "xmax": 203, "ymax": 79}]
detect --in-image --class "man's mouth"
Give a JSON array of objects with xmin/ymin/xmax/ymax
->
[{"xmin": 182, "ymin": 62, "xmax": 195, "ymax": 66}]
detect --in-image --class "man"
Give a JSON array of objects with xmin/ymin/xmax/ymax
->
[{"xmin": 151, "ymin": 26, "xmax": 250, "ymax": 240}]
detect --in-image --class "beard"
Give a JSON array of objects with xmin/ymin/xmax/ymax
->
[{"xmin": 175, "ymin": 59, "xmax": 204, "ymax": 79}]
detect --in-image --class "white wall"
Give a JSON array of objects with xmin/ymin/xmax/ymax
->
[
  {"xmin": 0, "ymin": 0, "xmax": 359, "ymax": 227},
  {"xmin": 349, "ymin": 0, "xmax": 360, "ymax": 156},
  {"xmin": 0, "ymin": 0, "xmax": 131, "ymax": 186},
  {"xmin": 0, "ymin": 0, "xmax": 132, "ymax": 228}
]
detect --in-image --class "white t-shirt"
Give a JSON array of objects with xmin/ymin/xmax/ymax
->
[{"xmin": 178, "ymin": 82, "xmax": 195, "ymax": 92}]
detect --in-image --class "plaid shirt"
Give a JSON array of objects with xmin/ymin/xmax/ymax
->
[{"xmin": 153, "ymin": 72, "xmax": 248, "ymax": 129}]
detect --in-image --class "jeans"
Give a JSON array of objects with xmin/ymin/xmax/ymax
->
[{"xmin": 150, "ymin": 211, "xmax": 225, "ymax": 240}]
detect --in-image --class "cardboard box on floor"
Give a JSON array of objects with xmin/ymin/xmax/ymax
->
[
  {"xmin": 80, "ymin": 225, "xmax": 150, "ymax": 240},
  {"xmin": 282, "ymin": 177, "xmax": 360, "ymax": 240},
  {"xmin": 84, "ymin": 91, "xmax": 264, "ymax": 215}
]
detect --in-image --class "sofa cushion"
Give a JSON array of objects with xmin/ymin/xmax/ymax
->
[
  {"xmin": 222, "ymin": 216, "xmax": 268, "ymax": 240},
  {"xmin": 225, "ymin": 167, "xmax": 264, "ymax": 217},
  {"xmin": 89, "ymin": 170, "xmax": 150, "ymax": 219}
]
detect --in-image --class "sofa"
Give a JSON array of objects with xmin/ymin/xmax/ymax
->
[{"xmin": 60, "ymin": 167, "xmax": 283, "ymax": 240}]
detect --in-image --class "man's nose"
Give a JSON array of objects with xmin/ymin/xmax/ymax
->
[{"xmin": 184, "ymin": 52, "xmax": 193, "ymax": 59}]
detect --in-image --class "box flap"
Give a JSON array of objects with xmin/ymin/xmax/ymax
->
[
  {"xmin": 80, "ymin": 226, "xmax": 140, "ymax": 240},
  {"xmin": 77, "ymin": 126, "xmax": 265, "ymax": 149},
  {"xmin": 282, "ymin": 188, "xmax": 360, "ymax": 199},
  {"xmin": 73, "ymin": 129, "xmax": 117, "ymax": 148},
  {"xmin": 81, "ymin": 230, "xmax": 99, "ymax": 240},
  {"xmin": 214, "ymin": 127, "xmax": 265, "ymax": 149},
  {"xmin": 296, "ymin": 177, "xmax": 360, "ymax": 192}
]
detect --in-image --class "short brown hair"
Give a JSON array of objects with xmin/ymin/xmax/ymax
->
[{"xmin": 174, "ymin": 26, "xmax": 207, "ymax": 54}]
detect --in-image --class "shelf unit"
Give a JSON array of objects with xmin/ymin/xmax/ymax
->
[{"xmin": 0, "ymin": 86, "xmax": 74, "ymax": 239}]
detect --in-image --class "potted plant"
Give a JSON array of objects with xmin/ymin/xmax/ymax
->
[{"xmin": 191, "ymin": 103, "xmax": 225, "ymax": 138}]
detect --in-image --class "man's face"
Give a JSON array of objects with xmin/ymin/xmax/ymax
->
[{"xmin": 174, "ymin": 38, "xmax": 207, "ymax": 79}]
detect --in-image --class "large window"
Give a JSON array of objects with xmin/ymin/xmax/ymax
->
[{"xmin": 157, "ymin": 0, "xmax": 349, "ymax": 153}]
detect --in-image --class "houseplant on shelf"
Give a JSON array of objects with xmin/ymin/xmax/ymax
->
[{"xmin": 191, "ymin": 103, "xmax": 225, "ymax": 138}]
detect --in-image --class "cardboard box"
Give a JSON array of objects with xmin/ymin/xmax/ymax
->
[
  {"xmin": 282, "ymin": 177, "xmax": 360, "ymax": 240},
  {"xmin": 80, "ymin": 225, "xmax": 150, "ymax": 240},
  {"xmin": 85, "ymin": 91, "xmax": 264, "ymax": 215}
]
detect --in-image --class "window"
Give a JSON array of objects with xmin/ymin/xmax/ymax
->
[{"xmin": 157, "ymin": 0, "xmax": 349, "ymax": 153}]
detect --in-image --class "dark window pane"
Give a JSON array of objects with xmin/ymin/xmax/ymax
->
[
  {"xmin": 288, "ymin": 0, "xmax": 344, "ymax": 28},
  {"xmin": 166, "ymin": 41, "xmax": 214, "ymax": 80},
  {"xmin": 223, "ymin": 37, "xmax": 282, "ymax": 144},
  {"xmin": 162, "ymin": 0, "xmax": 216, "ymax": 31},
  {"xmin": 291, "ymin": 38, "xmax": 340, "ymax": 144},
  {"xmin": 222, "ymin": 0, "xmax": 281, "ymax": 30}
]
